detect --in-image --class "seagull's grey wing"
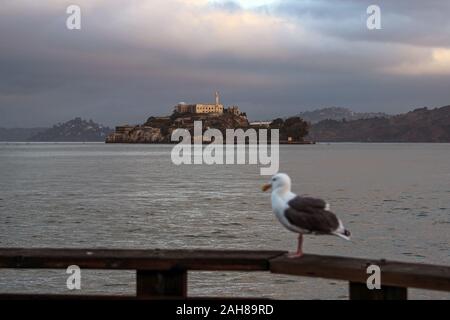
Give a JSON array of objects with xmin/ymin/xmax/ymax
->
[
  {"xmin": 284, "ymin": 207, "xmax": 339, "ymax": 234},
  {"xmin": 288, "ymin": 196, "xmax": 327, "ymax": 213}
]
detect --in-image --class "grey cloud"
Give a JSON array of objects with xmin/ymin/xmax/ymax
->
[
  {"xmin": 274, "ymin": 0, "xmax": 450, "ymax": 47},
  {"xmin": 0, "ymin": 0, "xmax": 449, "ymax": 127}
]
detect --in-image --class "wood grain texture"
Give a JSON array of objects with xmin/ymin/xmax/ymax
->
[
  {"xmin": 0, "ymin": 248, "xmax": 285, "ymax": 271},
  {"xmin": 270, "ymin": 254, "xmax": 450, "ymax": 292}
]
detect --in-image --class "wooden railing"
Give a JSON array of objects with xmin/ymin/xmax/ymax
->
[{"xmin": 0, "ymin": 248, "xmax": 449, "ymax": 300}]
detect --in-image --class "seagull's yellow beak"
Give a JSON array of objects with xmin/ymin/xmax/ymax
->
[{"xmin": 261, "ymin": 183, "xmax": 272, "ymax": 192}]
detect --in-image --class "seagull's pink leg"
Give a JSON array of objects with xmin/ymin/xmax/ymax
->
[{"xmin": 288, "ymin": 234, "xmax": 304, "ymax": 258}]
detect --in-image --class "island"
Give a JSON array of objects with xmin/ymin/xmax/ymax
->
[{"xmin": 105, "ymin": 92, "xmax": 311, "ymax": 144}]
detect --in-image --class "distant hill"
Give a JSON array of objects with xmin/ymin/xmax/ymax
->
[
  {"xmin": 308, "ymin": 106, "xmax": 450, "ymax": 142},
  {"xmin": 29, "ymin": 118, "xmax": 113, "ymax": 142},
  {"xmin": 0, "ymin": 127, "xmax": 46, "ymax": 141},
  {"xmin": 297, "ymin": 107, "xmax": 389, "ymax": 124}
]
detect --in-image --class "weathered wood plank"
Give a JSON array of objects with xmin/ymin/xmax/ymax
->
[
  {"xmin": 349, "ymin": 282, "xmax": 407, "ymax": 300},
  {"xmin": 136, "ymin": 269, "xmax": 187, "ymax": 298},
  {"xmin": 0, "ymin": 248, "xmax": 285, "ymax": 271},
  {"xmin": 1, "ymin": 249, "xmax": 449, "ymax": 294},
  {"xmin": 270, "ymin": 254, "xmax": 450, "ymax": 292}
]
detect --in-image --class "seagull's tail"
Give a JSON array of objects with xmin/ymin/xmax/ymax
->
[
  {"xmin": 333, "ymin": 229, "xmax": 351, "ymax": 241},
  {"xmin": 333, "ymin": 220, "xmax": 351, "ymax": 240}
]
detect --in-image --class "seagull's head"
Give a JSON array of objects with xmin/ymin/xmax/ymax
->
[{"xmin": 262, "ymin": 173, "xmax": 291, "ymax": 193}]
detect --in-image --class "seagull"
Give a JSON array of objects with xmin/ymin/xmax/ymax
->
[{"xmin": 262, "ymin": 173, "xmax": 351, "ymax": 258}]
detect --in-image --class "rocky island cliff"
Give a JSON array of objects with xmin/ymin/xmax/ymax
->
[{"xmin": 106, "ymin": 110, "xmax": 250, "ymax": 143}]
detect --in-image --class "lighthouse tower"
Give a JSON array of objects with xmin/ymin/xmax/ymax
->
[{"xmin": 215, "ymin": 91, "xmax": 220, "ymax": 106}]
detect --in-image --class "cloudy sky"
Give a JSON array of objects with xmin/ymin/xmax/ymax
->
[{"xmin": 1, "ymin": 0, "xmax": 450, "ymax": 127}]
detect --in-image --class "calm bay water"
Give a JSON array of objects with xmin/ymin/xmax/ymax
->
[{"xmin": 0, "ymin": 143, "xmax": 449, "ymax": 299}]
